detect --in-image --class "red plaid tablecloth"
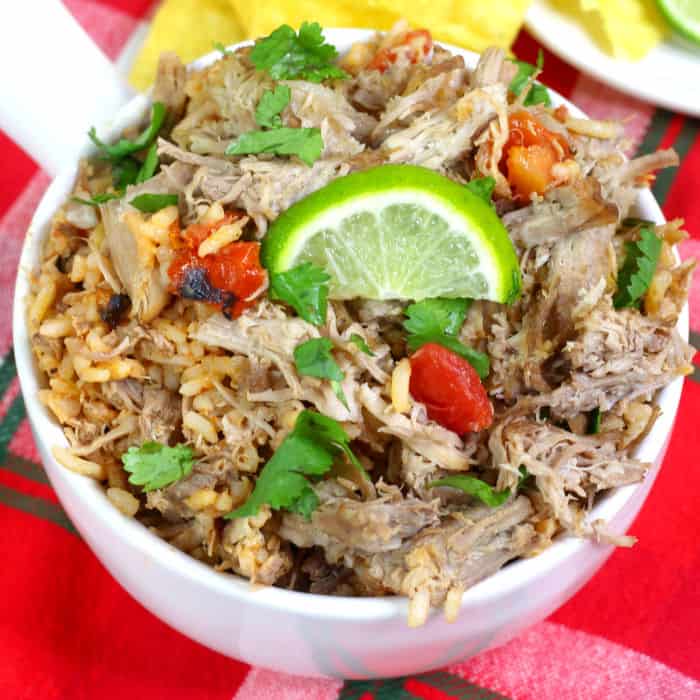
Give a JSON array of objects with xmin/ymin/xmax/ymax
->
[{"xmin": 1, "ymin": 2, "xmax": 699, "ymax": 698}]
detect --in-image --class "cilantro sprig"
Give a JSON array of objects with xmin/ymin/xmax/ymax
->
[
  {"xmin": 227, "ymin": 410, "xmax": 363, "ymax": 520},
  {"xmin": 294, "ymin": 337, "xmax": 348, "ymax": 407},
  {"xmin": 587, "ymin": 407, "xmax": 602, "ymax": 435},
  {"xmin": 81, "ymin": 102, "xmax": 166, "ymax": 206},
  {"xmin": 226, "ymin": 84, "xmax": 323, "ymax": 165},
  {"xmin": 255, "ymin": 85, "xmax": 291, "ymax": 128},
  {"xmin": 509, "ymin": 50, "xmax": 551, "ymax": 107},
  {"xmin": 89, "ymin": 102, "xmax": 166, "ymax": 162},
  {"xmin": 466, "ymin": 176, "xmax": 496, "ymax": 206},
  {"xmin": 250, "ymin": 22, "xmax": 349, "ymax": 83},
  {"xmin": 213, "ymin": 41, "xmax": 232, "ymax": 56},
  {"xmin": 427, "ymin": 474, "xmax": 510, "ymax": 507},
  {"xmin": 269, "ymin": 262, "xmax": 330, "ymax": 325},
  {"xmin": 122, "ymin": 442, "xmax": 194, "ymax": 492},
  {"xmin": 72, "ymin": 193, "xmax": 121, "ymax": 207},
  {"xmin": 349, "ymin": 333, "xmax": 374, "ymax": 356},
  {"xmin": 227, "ymin": 127, "xmax": 323, "ymax": 166},
  {"xmin": 404, "ymin": 298, "xmax": 490, "ymax": 379},
  {"xmin": 129, "ymin": 193, "xmax": 179, "ymax": 213},
  {"xmin": 429, "ymin": 466, "xmax": 532, "ymax": 507},
  {"xmin": 613, "ymin": 227, "xmax": 662, "ymax": 310}
]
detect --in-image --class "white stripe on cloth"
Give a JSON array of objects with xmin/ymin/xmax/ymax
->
[
  {"xmin": 232, "ymin": 668, "xmax": 342, "ymax": 700},
  {"xmin": 678, "ymin": 239, "xmax": 700, "ymax": 334},
  {"xmin": 0, "ymin": 172, "xmax": 51, "ymax": 358},
  {"xmin": 452, "ymin": 621, "xmax": 700, "ymax": 700},
  {"xmin": 63, "ymin": 0, "xmax": 140, "ymax": 60}
]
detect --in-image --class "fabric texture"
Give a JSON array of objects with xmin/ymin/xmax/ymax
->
[{"xmin": 0, "ymin": 1, "xmax": 698, "ymax": 697}]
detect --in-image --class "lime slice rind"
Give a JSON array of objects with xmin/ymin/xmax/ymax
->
[
  {"xmin": 262, "ymin": 165, "xmax": 521, "ymax": 304},
  {"xmin": 657, "ymin": 0, "xmax": 700, "ymax": 44}
]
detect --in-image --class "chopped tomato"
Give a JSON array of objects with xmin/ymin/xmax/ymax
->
[
  {"xmin": 501, "ymin": 110, "xmax": 571, "ymax": 200},
  {"xmin": 409, "ymin": 343, "xmax": 493, "ymax": 434},
  {"xmin": 168, "ymin": 214, "xmax": 266, "ymax": 318},
  {"xmin": 368, "ymin": 28, "xmax": 432, "ymax": 73}
]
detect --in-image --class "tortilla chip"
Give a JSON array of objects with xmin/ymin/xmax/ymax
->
[
  {"xmin": 129, "ymin": 0, "xmax": 245, "ymax": 91},
  {"xmin": 228, "ymin": 0, "xmax": 532, "ymax": 54},
  {"xmin": 130, "ymin": 0, "xmax": 531, "ymax": 91},
  {"xmin": 554, "ymin": 0, "xmax": 668, "ymax": 61}
]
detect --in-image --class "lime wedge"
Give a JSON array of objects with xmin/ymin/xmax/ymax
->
[
  {"xmin": 261, "ymin": 165, "xmax": 521, "ymax": 303},
  {"xmin": 657, "ymin": 0, "xmax": 700, "ymax": 44}
]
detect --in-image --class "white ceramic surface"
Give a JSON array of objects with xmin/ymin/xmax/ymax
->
[
  {"xmin": 12, "ymin": 29, "xmax": 688, "ymax": 679},
  {"xmin": 526, "ymin": 0, "xmax": 700, "ymax": 117}
]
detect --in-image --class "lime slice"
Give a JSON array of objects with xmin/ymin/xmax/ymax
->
[
  {"xmin": 656, "ymin": 0, "xmax": 700, "ymax": 44},
  {"xmin": 261, "ymin": 165, "xmax": 521, "ymax": 303}
]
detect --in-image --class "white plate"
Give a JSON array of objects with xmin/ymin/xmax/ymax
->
[{"xmin": 525, "ymin": 0, "xmax": 700, "ymax": 116}]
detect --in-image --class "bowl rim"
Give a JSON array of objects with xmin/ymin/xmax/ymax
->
[{"xmin": 12, "ymin": 28, "xmax": 689, "ymax": 622}]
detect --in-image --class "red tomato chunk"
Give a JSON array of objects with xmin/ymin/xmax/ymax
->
[
  {"xmin": 409, "ymin": 343, "xmax": 493, "ymax": 434},
  {"xmin": 168, "ymin": 214, "xmax": 266, "ymax": 318}
]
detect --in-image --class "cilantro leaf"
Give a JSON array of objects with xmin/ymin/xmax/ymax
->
[
  {"xmin": 89, "ymin": 102, "xmax": 166, "ymax": 161},
  {"xmin": 466, "ymin": 176, "xmax": 496, "ymax": 205},
  {"xmin": 294, "ymin": 337, "xmax": 344, "ymax": 382},
  {"xmin": 349, "ymin": 333, "xmax": 374, "ymax": 356},
  {"xmin": 71, "ymin": 193, "xmax": 121, "ymax": 207},
  {"xmin": 112, "ymin": 157, "xmax": 141, "ymax": 190},
  {"xmin": 129, "ymin": 193, "xmax": 179, "ymax": 213},
  {"xmin": 255, "ymin": 85, "xmax": 291, "ymax": 128},
  {"xmin": 213, "ymin": 41, "xmax": 232, "ymax": 56},
  {"xmin": 122, "ymin": 442, "xmax": 194, "ymax": 492},
  {"xmin": 427, "ymin": 474, "xmax": 511, "ymax": 507},
  {"xmin": 587, "ymin": 407, "xmax": 602, "ymax": 435},
  {"xmin": 226, "ymin": 127, "xmax": 323, "ymax": 166},
  {"xmin": 509, "ymin": 50, "xmax": 551, "ymax": 107},
  {"xmin": 250, "ymin": 22, "xmax": 349, "ymax": 83},
  {"xmin": 293, "ymin": 337, "xmax": 348, "ymax": 407},
  {"xmin": 404, "ymin": 298, "xmax": 490, "ymax": 378},
  {"xmin": 613, "ymin": 227, "xmax": 662, "ymax": 309},
  {"xmin": 517, "ymin": 466, "xmax": 533, "ymax": 491},
  {"xmin": 269, "ymin": 262, "xmax": 330, "ymax": 325},
  {"xmin": 404, "ymin": 298, "xmax": 471, "ymax": 337},
  {"xmin": 293, "ymin": 409, "xmax": 367, "ymax": 481},
  {"xmin": 227, "ymin": 410, "xmax": 362, "ymax": 520}
]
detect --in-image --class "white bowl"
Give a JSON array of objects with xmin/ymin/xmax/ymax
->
[{"xmin": 12, "ymin": 29, "xmax": 688, "ymax": 679}]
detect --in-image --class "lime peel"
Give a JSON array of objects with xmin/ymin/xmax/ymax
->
[{"xmin": 656, "ymin": 0, "xmax": 700, "ymax": 45}]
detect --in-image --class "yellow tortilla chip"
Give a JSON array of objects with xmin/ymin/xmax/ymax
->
[
  {"xmin": 130, "ymin": 0, "xmax": 532, "ymax": 91},
  {"xmin": 555, "ymin": 0, "xmax": 668, "ymax": 60},
  {"xmin": 129, "ymin": 0, "xmax": 245, "ymax": 91},
  {"xmin": 228, "ymin": 0, "xmax": 532, "ymax": 54}
]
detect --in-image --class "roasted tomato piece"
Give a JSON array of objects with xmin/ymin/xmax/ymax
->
[
  {"xmin": 409, "ymin": 342, "xmax": 493, "ymax": 434},
  {"xmin": 168, "ymin": 214, "xmax": 266, "ymax": 318},
  {"xmin": 501, "ymin": 110, "xmax": 571, "ymax": 199},
  {"xmin": 368, "ymin": 28, "xmax": 432, "ymax": 72}
]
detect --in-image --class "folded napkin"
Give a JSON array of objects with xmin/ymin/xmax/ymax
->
[{"xmin": 130, "ymin": 0, "xmax": 531, "ymax": 89}]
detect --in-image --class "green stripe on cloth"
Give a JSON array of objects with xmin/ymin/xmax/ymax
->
[
  {"xmin": 0, "ymin": 483, "xmax": 76, "ymax": 535},
  {"xmin": 340, "ymin": 673, "xmax": 512, "ymax": 699},
  {"xmin": 689, "ymin": 332, "xmax": 700, "ymax": 384},
  {"xmin": 0, "ymin": 394, "xmax": 27, "ymax": 463},
  {"xmin": 653, "ymin": 117, "xmax": 700, "ymax": 205},
  {"xmin": 0, "ymin": 350, "xmax": 17, "ymax": 401},
  {"xmin": 635, "ymin": 109, "xmax": 674, "ymax": 156},
  {"xmin": 416, "ymin": 671, "xmax": 511, "ymax": 699},
  {"xmin": 3, "ymin": 452, "xmax": 50, "ymax": 485}
]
